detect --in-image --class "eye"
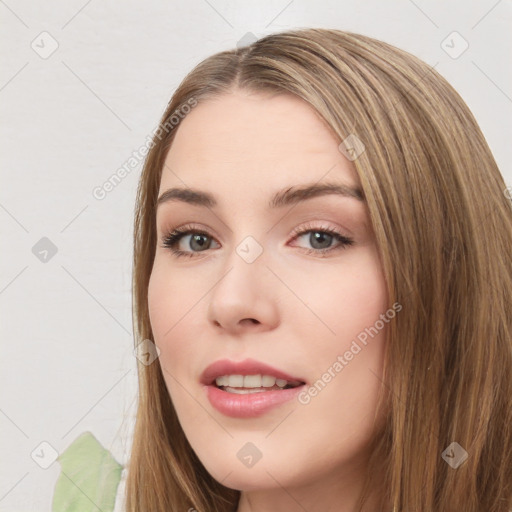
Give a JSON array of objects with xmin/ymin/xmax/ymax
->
[
  {"xmin": 161, "ymin": 224, "xmax": 219, "ymax": 259},
  {"xmin": 289, "ymin": 222, "xmax": 354, "ymax": 257},
  {"xmin": 160, "ymin": 222, "xmax": 354, "ymax": 259}
]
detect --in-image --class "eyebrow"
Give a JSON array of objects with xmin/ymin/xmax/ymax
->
[{"xmin": 156, "ymin": 181, "xmax": 364, "ymax": 210}]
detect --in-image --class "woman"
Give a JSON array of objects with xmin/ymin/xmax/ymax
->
[{"xmin": 126, "ymin": 28, "xmax": 512, "ymax": 511}]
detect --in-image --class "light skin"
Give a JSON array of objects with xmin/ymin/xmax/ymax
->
[{"xmin": 148, "ymin": 89, "xmax": 388, "ymax": 511}]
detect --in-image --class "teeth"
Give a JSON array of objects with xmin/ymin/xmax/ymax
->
[
  {"xmin": 262, "ymin": 375, "xmax": 276, "ymax": 387},
  {"xmin": 216, "ymin": 375, "xmax": 229, "ymax": 387},
  {"xmin": 215, "ymin": 374, "xmax": 291, "ymax": 389},
  {"xmin": 228, "ymin": 375, "xmax": 244, "ymax": 387},
  {"xmin": 223, "ymin": 387, "xmax": 268, "ymax": 394},
  {"xmin": 243, "ymin": 375, "xmax": 262, "ymax": 387}
]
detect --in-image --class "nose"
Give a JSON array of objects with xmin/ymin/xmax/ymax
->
[{"xmin": 207, "ymin": 252, "xmax": 280, "ymax": 335}]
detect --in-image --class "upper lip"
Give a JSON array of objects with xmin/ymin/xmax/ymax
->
[{"xmin": 200, "ymin": 358, "xmax": 306, "ymax": 385}]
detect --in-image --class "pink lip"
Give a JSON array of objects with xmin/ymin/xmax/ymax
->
[
  {"xmin": 205, "ymin": 385, "xmax": 305, "ymax": 418},
  {"xmin": 200, "ymin": 358, "xmax": 306, "ymax": 418}
]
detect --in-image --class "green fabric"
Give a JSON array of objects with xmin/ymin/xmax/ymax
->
[{"xmin": 52, "ymin": 432, "xmax": 123, "ymax": 512}]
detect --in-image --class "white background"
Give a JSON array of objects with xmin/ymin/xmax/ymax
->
[{"xmin": 1, "ymin": 1, "xmax": 511, "ymax": 510}]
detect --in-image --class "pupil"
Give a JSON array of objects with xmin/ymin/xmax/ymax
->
[
  {"xmin": 191, "ymin": 234, "xmax": 209, "ymax": 251},
  {"xmin": 311, "ymin": 232, "xmax": 332, "ymax": 249}
]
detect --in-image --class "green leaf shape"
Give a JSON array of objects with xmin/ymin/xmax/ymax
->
[{"xmin": 52, "ymin": 431, "xmax": 123, "ymax": 512}]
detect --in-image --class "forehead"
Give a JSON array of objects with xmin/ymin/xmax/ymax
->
[{"xmin": 160, "ymin": 90, "xmax": 360, "ymax": 200}]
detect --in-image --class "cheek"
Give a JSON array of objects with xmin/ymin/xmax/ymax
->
[
  {"xmin": 288, "ymin": 248, "xmax": 388, "ymax": 343},
  {"xmin": 147, "ymin": 262, "xmax": 207, "ymax": 390},
  {"xmin": 147, "ymin": 259, "xmax": 196, "ymax": 336},
  {"xmin": 147, "ymin": 264, "xmax": 189, "ymax": 370},
  {"xmin": 289, "ymin": 248, "xmax": 389, "ymax": 428},
  {"xmin": 148, "ymin": 264, "xmax": 167, "ymax": 321},
  {"xmin": 147, "ymin": 265, "xmax": 170, "ymax": 344}
]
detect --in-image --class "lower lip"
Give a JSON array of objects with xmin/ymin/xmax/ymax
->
[{"xmin": 204, "ymin": 384, "xmax": 305, "ymax": 418}]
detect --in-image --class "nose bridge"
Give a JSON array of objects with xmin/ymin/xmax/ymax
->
[
  {"xmin": 220, "ymin": 209, "xmax": 269, "ymax": 269},
  {"xmin": 214, "ymin": 231, "xmax": 267, "ymax": 302},
  {"xmin": 207, "ymin": 228, "xmax": 278, "ymax": 330}
]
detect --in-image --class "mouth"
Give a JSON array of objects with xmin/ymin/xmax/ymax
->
[
  {"xmin": 200, "ymin": 358, "xmax": 307, "ymax": 418},
  {"xmin": 213, "ymin": 374, "xmax": 305, "ymax": 394}
]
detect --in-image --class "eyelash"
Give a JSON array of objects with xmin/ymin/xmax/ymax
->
[{"xmin": 160, "ymin": 222, "xmax": 354, "ymax": 259}]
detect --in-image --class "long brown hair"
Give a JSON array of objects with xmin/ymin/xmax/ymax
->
[{"xmin": 126, "ymin": 28, "xmax": 512, "ymax": 511}]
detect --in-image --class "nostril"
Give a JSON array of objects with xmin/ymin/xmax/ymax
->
[{"xmin": 239, "ymin": 318, "xmax": 259, "ymax": 326}]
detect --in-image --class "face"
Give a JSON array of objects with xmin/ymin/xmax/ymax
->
[{"xmin": 148, "ymin": 90, "xmax": 389, "ymax": 500}]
